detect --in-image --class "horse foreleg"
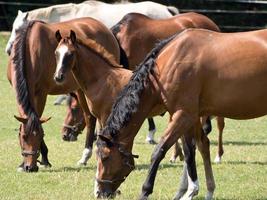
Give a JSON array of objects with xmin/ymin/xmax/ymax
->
[
  {"xmin": 139, "ymin": 111, "xmax": 195, "ymax": 200},
  {"xmin": 35, "ymin": 92, "xmax": 50, "ymax": 168},
  {"xmin": 214, "ymin": 117, "xmax": 225, "ymax": 164},
  {"xmin": 195, "ymin": 124, "xmax": 215, "ymax": 200},
  {"xmin": 146, "ymin": 118, "xmax": 157, "ymax": 144},
  {"xmin": 76, "ymin": 89, "xmax": 96, "ymax": 166},
  {"xmin": 39, "ymin": 140, "xmax": 51, "ymax": 167}
]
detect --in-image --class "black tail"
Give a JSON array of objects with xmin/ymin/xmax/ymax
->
[{"xmin": 12, "ymin": 20, "xmax": 42, "ymax": 134}]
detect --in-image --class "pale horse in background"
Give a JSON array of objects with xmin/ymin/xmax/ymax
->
[{"xmin": 5, "ymin": 0, "xmax": 178, "ymax": 55}]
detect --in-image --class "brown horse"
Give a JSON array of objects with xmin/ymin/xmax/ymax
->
[
  {"xmin": 61, "ymin": 12, "xmax": 223, "ymax": 165},
  {"xmin": 112, "ymin": 12, "xmax": 226, "ymax": 163},
  {"xmin": 61, "ymin": 93, "xmax": 85, "ymax": 141},
  {"xmin": 8, "ymin": 17, "xmax": 119, "ymax": 172},
  {"xmin": 96, "ymin": 28, "xmax": 267, "ymax": 199}
]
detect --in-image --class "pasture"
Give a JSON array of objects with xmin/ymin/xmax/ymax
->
[{"xmin": 0, "ymin": 33, "xmax": 266, "ymax": 200}]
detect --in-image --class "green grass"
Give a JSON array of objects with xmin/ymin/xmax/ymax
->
[{"xmin": 0, "ymin": 33, "xmax": 266, "ymax": 200}]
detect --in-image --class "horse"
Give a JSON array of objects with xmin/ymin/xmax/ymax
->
[
  {"xmin": 96, "ymin": 27, "xmax": 267, "ymax": 199},
  {"xmin": 112, "ymin": 12, "xmax": 225, "ymax": 163},
  {"xmin": 61, "ymin": 93, "xmax": 85, "ymax": 142},
  {"xmin": 8, "ymin": 17, "xmax": 120, "ymax": 172},
  {"xmin": 59, "ymin": 12, "xmax": 222, "ymax": 166},
  {"xmin": 5, "ymin": 1, "xmax": 178, "ymax": 55}
]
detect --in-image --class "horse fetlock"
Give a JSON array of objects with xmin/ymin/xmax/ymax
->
[
  {"xmin": 179, "ymin": 187, "xmax": 199, "ymax": 200},
  {"xmin": 173, "ymin": 188, "xmax": 187, "ymax": 200},
  {"xmin": 205, "ymin": 190, "xmax": 214, "ymax": 200},
  {"xmin": 214, "ymin": 155, "xmax": 221, "ymax": 164},
  {"xmin": 77, "ymin": 148, "xmax": 92, "ymax": 166}
]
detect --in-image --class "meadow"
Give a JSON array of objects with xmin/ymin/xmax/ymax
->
[{"xmin": 0, "ymin": 33, "xmax": 266, "ymax": 200}]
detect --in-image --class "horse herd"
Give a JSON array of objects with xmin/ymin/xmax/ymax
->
[{"xmin": 5, "ymin": 1, "xmax": 267, "ymax": 200}]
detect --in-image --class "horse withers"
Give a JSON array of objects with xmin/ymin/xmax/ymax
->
[{"xmin": 8, "ymin": 17, "xmax": 119, "ymax": 172}]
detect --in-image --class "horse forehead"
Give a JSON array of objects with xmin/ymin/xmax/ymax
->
[{"xmin": 57, "ymin": 44, "xmax": 69, "ymax": 54}]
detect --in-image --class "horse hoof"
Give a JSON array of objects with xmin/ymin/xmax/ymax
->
[
  {"xmin": 146, "ymin": 139, "xmax": 157, "ymax": 145},
  {"xmin": 170, "ymin": 157, "xmax": 176, "ymax": 163},
  {"xmin": 77, "ymin": 161, "xmax": 87, "ymax": 166},
  {"xmin": 214, "ymin": 155, "xmax": 221, "ymax": 164}
]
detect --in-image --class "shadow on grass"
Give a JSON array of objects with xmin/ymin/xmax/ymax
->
[
  {"xmin": 224, "ymin": 160, "xmax": 267, "ymax": 166},
  {"xmin": 40, "ymin": 165, "xmax": 96, "ymax": 173},
  {"xmin": 135, "ymin": 163, "xmax": 183, "ymax": 171},
  {"xmin": 194, "ymin": 197, "xmax": 267, "ymax": 200},
  {"xmin": 210, "ymin": 140, "xmax": 267, "ymax": 146}
]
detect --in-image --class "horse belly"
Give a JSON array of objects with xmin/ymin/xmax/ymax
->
[{"xmin": 201, "ymin": 75, "xmax": 267, "ymax": 119}]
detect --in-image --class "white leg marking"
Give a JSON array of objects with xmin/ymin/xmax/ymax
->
[
  {"xmin": 180, "ymin": 171, "xmax": 199, "ymax": 200},
  {"xmin": 214, "ymin": 154, "xmax": 222, "ymax": 164},
  {"xmin": 173, "ymin": 163, "xmax": 188, "ymax": 200},
  {"xmin": 146, "ymin": 129, "xmax": 156, "ymax": 143},
  {"xmin": 77, "ymin": 148, "xmax": 92, "ymax": 166}
]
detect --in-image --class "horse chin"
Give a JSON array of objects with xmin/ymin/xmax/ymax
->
[{"xmin": 24, "ymin": 164, "xmax": 39, "ymax": 173}]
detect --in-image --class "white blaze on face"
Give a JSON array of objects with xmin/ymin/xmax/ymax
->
[{"xmin": 55, "ymin": 44, "xmax": 69, "ymax": 77}]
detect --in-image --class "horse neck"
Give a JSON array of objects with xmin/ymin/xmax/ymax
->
[{"xmin": 73, "ymin": 44, "xmax": 131, "ymax": 122}]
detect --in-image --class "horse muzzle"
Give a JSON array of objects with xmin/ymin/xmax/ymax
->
[
  {"xmin": 24, "ymin": 164, "xmax": 39, "ymax": 172},
  {"xmin": 54, "ymin": 72, "xmax": 65, "ymax": 84}
]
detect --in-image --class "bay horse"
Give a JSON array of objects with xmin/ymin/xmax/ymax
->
[
  {"xmin": 96, "ymin": 28, "xmax": 267, "ymax": 199},
  {"xmin": 60, "ymin": 12, "xmax": 222, "ymax": 166},
  {"xmin": 6, "ymin": 1, "xmax": 178, "ymax": 55},
  {"xmin": 112, "ymin": 12, "xmax": 225, "ymax": 163},
  {"xmin": 8, "ymin": 17, "xmax": 120, "ymax": 172}
]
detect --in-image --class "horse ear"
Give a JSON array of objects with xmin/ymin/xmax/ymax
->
[
  {"xmin": 18, "ymin": 10, "xmax": 22, "ymax": 15},
  {"xmin": 98, "ymin": 134, "xmax": 113, "ymax": 144},
  {"xmin": 14, "ymin": 115, "xmax": 28, "ymax": 124},
  {"xmin": 40, "ymin": 117, "xmax": 51, "ymax": 124},
  {"xmin": 70, "ymin": 30, "xmax": 76, "ymax": 44},
  {"xmin": 24, "ymin": 12, "xmax": 29, "ymax": 20},
  {"xmin": 55, "ymin": 30, "xmax": 62, "ymax": 43}
]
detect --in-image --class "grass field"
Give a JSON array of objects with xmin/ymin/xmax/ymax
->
[{"xmin": 0, "ymin": 33, "xmax": 266, "ymax": 200}]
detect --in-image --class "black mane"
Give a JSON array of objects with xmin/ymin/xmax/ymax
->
[
  {"xmin": 12, "ymin": 20, "xmax": 43, "ymax": 134},
  {"xmin": 101, "ymin": 33, "xmax": 178, "ymax": 138}
]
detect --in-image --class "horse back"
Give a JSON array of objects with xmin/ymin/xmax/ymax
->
[{"xmin": 157, "ymin": 28, "xmax": 267, "ymax": 119}]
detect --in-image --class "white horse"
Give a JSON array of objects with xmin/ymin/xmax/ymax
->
[{"xmin": 5, "ymin": 0, "xmax": 178, "ymax": 54}]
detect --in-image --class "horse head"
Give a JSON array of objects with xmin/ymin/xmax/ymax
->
[
  {"xmin": 54, "ymin": 30, "xmax": 77, "ymax": 84},
  {"xmin": 61, "ymin": 93, "xmax": 85, "ymax": 141},
  {"xmin": 95, "ymin": 130, "xmax": 138, "ymax": 198},
  {"xmin": 14, "ymin": 115, "xmax": 51, "ymax": 172}
]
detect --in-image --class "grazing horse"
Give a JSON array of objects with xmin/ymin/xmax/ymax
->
[
  {"xmin": 8, "ymin": 17, "xmax": 119, "ymax": 172},
  {"xmin": 61, "ymin": 93, "xmax": 85, "ymax": 142},
  {"xmin": 61, "ymin": 12, "xmax": 222, "ymax": 165},
  {"xmin": 96, "ymin": 28, "xmax": 267, "ymax": 199},
  {"xmin": 112, "ymin": 12, "xmax": 225, "ymax": 163},
  {"xmin": 6, "ymin": 1, "xmax": 178, "ymax": 55}
]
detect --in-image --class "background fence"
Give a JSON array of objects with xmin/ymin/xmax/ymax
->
[{"xmin": 0, "ymin": 0, "xmax": 267, "ymax": 32}]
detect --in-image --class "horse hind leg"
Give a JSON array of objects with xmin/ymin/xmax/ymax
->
[
  {"xmin": 214, "ymin": 117, "xmax": 225, "ymax": 164},
  {"xmin": 195, "ymin": 124, "xmax": 215, "ymax": 200},
  {"xmin": 145, "ymin": 118, "xmax": 157, "ymax": 144},
  {"xmin": 170, "ymin": 140, "xmax": 184, "ymax": 163},
  {"xmin": 139, "ymin": 111, "xmax": 197, "ymax": 200}
]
